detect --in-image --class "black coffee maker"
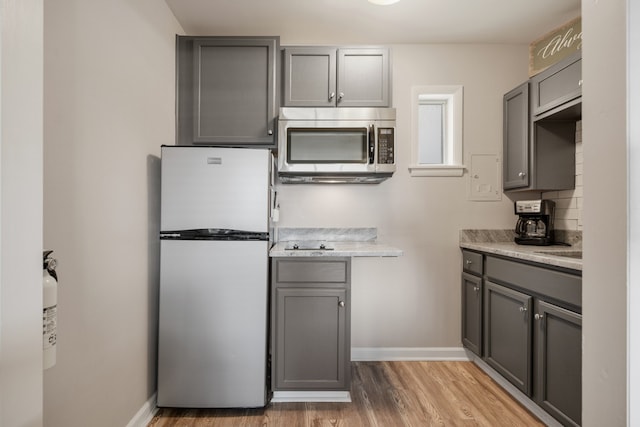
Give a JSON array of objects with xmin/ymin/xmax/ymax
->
[{"xmin": 514, "ymin": 200, "xmax": 555, "ymax": 245}]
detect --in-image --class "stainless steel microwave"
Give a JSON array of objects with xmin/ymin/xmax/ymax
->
[{"xmin": 277, "ymin": 107, "xmax": 396, "ymax": 184}]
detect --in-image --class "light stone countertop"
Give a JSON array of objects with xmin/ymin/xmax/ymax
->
[
  {"xmin": 270, "ymin": 241, "xmax": 403, "ymax": 257},
  {"xmin": 460, "ymin": 229, "xmax": 582, "ymax": 272},
  {"xmin": 269, "ymin": 227, "xmax": 403, "ymax": 258}
]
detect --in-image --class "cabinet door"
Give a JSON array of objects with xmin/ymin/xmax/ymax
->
[
  {"xmin": 337, "ymin": 48, "xmax": 390, "ymax": 107},
  {"xmin": 461, "ymin": 273, "xmax": 482, "ymax": 356},
  {"xmin": 283, "ymin": 47, "xmax": 336, "ymax": 107},
  {"xmin": 273, "ymin": 287, "xmax": 349, "ymax": 390},
  {"xmin": 532, "ymin": 52, "xmax": 582, "ymax": 117},
  {"xmin": 190, "ymin": 37, "xmax": 277, "ymax": 146},
  {"xmin": 534, "ymin": 300, "xmax": 582, "ymax": 426},
  {"xmin": 484, "ymin": 281, "xmax": 533, "ymax": 395},
  {"xmin": 503, "ymin": 82, "xmax": 530, "ymax": 190}
]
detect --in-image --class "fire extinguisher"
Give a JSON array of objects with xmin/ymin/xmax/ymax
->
[{"xmin": 43, "ymin": 250, "xmax": 58, "ymax": 370}]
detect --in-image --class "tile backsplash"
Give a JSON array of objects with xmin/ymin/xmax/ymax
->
[{"xmin": 542, "ymin": 120, "xmax": 583, "ymax": 231}]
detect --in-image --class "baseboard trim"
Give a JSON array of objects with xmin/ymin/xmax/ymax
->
[
  {"xmin": 126, "ymin": 392, "xmax": 159, "ymax": 427},
  {"xmin": 351, "ymin": 346, "xmax": 471, "ymax": 361},
  {"xmin": 271, "ymin": 391, "xmax": 351, "ymax": 403}
]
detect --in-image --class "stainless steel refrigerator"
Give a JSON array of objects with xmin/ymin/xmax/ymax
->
[{"xmin": 157, "ymin": 146, "xmax": 271, "ymax": 408}]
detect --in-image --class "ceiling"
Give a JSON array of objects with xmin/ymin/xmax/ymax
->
[{"xmin": 163, "ymin": 0, "xmax": 581, "ymax": 45}]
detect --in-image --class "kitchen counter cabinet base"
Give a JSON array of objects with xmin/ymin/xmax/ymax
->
[
  {"xmin": 461, "ymin": 247, "xmax": 582, "ymax": 426},
  {"xmin": 271, "ymin": 257, "xmax": 351, "ymax": 392}
]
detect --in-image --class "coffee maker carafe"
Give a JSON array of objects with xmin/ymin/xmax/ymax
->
[{"xmin": 514, "ymin": 200, "xmax": 555, "ymax": 245}]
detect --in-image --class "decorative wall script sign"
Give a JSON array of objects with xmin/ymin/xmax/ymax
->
[{"xmin": 529, "ymin": 17, "xmax": 582, "ymax": 77}]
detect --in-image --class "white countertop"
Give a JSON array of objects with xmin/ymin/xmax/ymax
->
[
  {"xmin": 269, "ymin": 241, "xmax": 403, "ymax": 257},
  {"xmin": 460, "ymin": 241, "xmax": 582, "ymax": 271},
  {"xmin": 270, "ymin": 227, "xmax": 403, "ymax": 258}
]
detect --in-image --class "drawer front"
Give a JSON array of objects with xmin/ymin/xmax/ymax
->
[
  {"xmin": 273, "ymin": 258, "xmax": 350, "ymax": 285},
  {"xmin": 486, "ymin": 256, "xmax": 581, "ymax": 310},
  {"xmin": 462, "ymin": 250, "xmax": 483, "ymax": 275}
]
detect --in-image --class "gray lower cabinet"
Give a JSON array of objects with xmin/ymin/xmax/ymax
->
[
  {"xmin": 282, "ymin": 46, "xmax": 390, "ymax": 107},
  {"xmin": 176, "ymin": 36, "xmax": 279, "ymax": 147},
  {"xmin": 461, "ymin": 250, "xmax": 483, "ymax": 356},
  {"xmin": 484, "ymin": 281, "xmax": 533, "ymax": 396},
  {"xmin": 535, "ymin": 300, "xmax": 582, "ymax": 426},
  {"xmin": 271, "ymin": 257, "xmax": 351, "ymax": 391},
  {"xmin": 462, "ymin": 251, "xmax": 582, "ymax": 426}
]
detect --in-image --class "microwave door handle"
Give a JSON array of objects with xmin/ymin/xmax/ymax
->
[{"xmin": 368, "ymin": 125, "xmax": 375, "ymax": 164}]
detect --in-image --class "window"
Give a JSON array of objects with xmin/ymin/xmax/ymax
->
[{"xmin": 410, "ymin": 85, "xmax": 464, "ymax": 176}]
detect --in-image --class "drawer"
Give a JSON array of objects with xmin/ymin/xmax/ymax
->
[
  {"xmin": 486, "ymin": 255, "xmax": 581, "ymax": 310},
  {"xmin": 462, "ymin": 250, "xmax": 483, "ymax": 275},
  {"xmin": 273, "ymin": 258, "xmax": 350, "ymax": 285}
]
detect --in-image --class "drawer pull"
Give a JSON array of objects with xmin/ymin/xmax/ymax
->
[{"xmin": 465, "ymin": 260, "xmax": 473, "ymax": 265}]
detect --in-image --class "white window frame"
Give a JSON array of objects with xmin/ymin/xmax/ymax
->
[{"xmin": 409, "ymin": 85, "xmax": 465, "ymax": 177}]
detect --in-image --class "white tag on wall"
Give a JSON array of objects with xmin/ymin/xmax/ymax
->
[{"xmin": 468, "ymin": 153, "xmax": 501, "ymax": 201}]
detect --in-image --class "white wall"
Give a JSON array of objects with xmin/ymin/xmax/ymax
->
[
  {"xmin": 0, "ymin": 1, "xmax": 44, "ymax": 426},
  {"xmin": 582, "ymin": 0, "xmax": 628, "ymax": 425},
  {"xmin": 629, "ymin": 0, "xmax": 640, "ymax": 424},
  {"xmin": 276, "ymin": 44, "xmax": 528, "ymax": 350},
  {"xmin": 42, "ymin": 1, "xmax": 182, "ymax": 426}
]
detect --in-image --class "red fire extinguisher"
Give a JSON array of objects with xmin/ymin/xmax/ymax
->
[{"xmin": 43, "ymin": 250, "xmax": 58, "ymax": 370}]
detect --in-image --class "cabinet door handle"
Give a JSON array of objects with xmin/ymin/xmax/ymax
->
[
  {"xmin": 518, "ymin": 172, "xmax": 526, "ymax": 178},
  {"xmin": 338, "ymin": 301, "xmax": 345, "ymax": 307},
  {"xmin": 268, "ymin": 129, "xmax": 273, "ymax": 136},
  {"xmin": 329, "ymin": 92, "xmax": 335, "ymax": 100},
  {"xmin": 578, "ymin": 79, "xmax": 583, "ymax": 87},
  {"xmin": 338, "ymin": 92, "xmax": 344, "ymax": 100},
  {"xmin": 534, "ymin": 313, "xmax": 543, "ymax": 320},
  {"xmin": 465, "ymin": 259, "xmax": 473, "ymax": 265},
  {"xmin": 473, "ymin": 286, "xmax": 480, "ymax": 292},
  {"xmin": 519, "ymin": 306, "xmax": 528, "ymax": 312}
]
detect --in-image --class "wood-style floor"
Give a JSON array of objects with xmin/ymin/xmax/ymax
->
[{"xmin": 149, "ymin": 361, "xmax": 544, "ymax": 427}]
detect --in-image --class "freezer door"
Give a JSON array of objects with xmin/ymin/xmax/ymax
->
[
  {"xmin": 157, "ymin": 240, "xmax": 269, "ymax": 408},
  {"xmin": 161, "ymin": 146, "xmax": 270, "ymax": 232}
]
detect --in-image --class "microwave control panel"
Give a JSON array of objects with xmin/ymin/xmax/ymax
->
[{"xmin": 377, "ymin": 128, "xmax": 395, "ymax": 164}]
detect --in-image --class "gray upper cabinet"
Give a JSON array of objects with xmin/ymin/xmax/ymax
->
[
  {"xmin": 283, "ymin": 47, "xmax": 336, "ymax": 107},
  {"xmin": 503, "ymin": 83, "xmax": 530, "ymax": 190},
  {"xmin": 503, "ymin": 52, "xmax": 580, "ymax": 192},
  {"xmin": 176, "ymin": 36, "xmax": 279, "ymax": 147},
  {"xmin": 271, "ymin": 257, "xmax": 351, "ymax": 391},
  {"xmin": 531, "ymin": 52, "xmax": 582, "ymax": 119},
  {"xmin": 282, "ymin": 47, "xmax": 390, "ymax": 107}
]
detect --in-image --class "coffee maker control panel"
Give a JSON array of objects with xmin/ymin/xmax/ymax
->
[{"xmin": 515, "ymin": 200, "xmax": 545, "ymax": 214}]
